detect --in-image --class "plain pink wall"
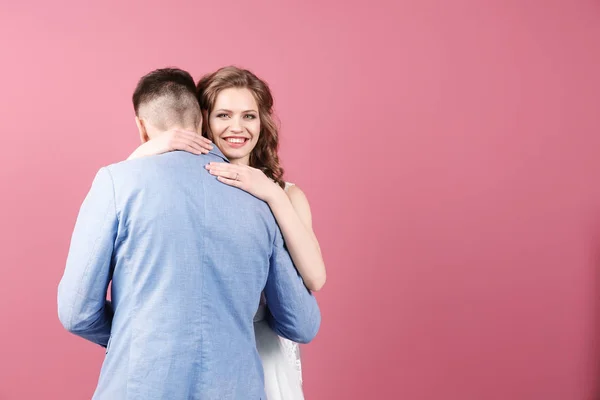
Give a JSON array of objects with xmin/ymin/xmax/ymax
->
[{"xmin": 1, "ymin": 1, "xmax": 600, "ymax": 399}]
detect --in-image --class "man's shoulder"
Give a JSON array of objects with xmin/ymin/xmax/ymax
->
[
  {"xmin": 102, "ymin": 155, "xmax": 147, "ymax": 174},
  {"xmin": 99, "ymin": 154, "xmax": 165, "ymax": 191},
  {"xmin": 101, "ymin": 152, "xmax": 224, "ymax": 195},
  {"xmin": 104, "ymin": 152, "xmax": 170, "ymax": 171},
  {"xmin": 105, "ymin": 152, "xmax": 212, "ymax": 175}
]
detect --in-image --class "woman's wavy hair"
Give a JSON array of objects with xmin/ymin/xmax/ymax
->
[{"xmin": 196, "ymin": 66, "xmax": 285, "ymax": 188}]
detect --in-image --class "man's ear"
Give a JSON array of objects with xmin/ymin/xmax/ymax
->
[{"xmin": 135, "ymin": 116, "xmax": 149, "ymax": 143}]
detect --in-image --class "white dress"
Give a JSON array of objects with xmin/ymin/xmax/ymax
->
[{"xmin": 253, "ymin": 182, "xmax": 304, "ymax": 400}]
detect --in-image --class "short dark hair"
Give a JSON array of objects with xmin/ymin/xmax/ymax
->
[{"xmin": 132, "ymin": 68, "xmax": 201, "ymax": 130}]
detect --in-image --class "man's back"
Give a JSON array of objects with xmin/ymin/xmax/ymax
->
[
  {"xmin": 62, "ymin": 149, "xmax": 274, "ymax": 399},
  {"xmin": 59, "ymin": 146, "xmax": 320, "ymax": 399},
  {"xmin": 103, "ymin": 150, "xmax": 278, "ymax": 399}
]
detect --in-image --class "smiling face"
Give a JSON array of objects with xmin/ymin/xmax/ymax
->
[{"xmin": 208, "ymin": 87, "xmax": 260, "ymax": 165}]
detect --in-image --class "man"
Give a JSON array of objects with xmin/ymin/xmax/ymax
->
[{"xmin": 57, "ymin": 68, "xmax": 321, "ymax": 399}]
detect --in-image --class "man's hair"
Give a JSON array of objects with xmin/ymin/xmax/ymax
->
[{"xmin": 132, "ymin": 68, "xmax": 201, "ymax": 131}]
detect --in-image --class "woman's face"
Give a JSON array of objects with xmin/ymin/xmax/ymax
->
[{"xmin": 208, "ymin": 87, "xmax": 260, "ymax": 165}]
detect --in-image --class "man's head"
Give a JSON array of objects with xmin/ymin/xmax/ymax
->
[{"xmin": 132, "ymin": 68, "xmax": 202, "ymax": 142}]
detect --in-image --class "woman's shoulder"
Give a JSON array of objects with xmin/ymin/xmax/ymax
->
[
  {"xmin": 283, "ymin": 182, "xmax": 308, "ymax": 203},
  {"xmin": 283, "ymin": 182, "xmax": 313, "ymax": 225}
]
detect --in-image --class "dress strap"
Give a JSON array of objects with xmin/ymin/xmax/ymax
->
[{"xmin": 284, "ymin": 182, "xmax": 295, "ymax": 193}]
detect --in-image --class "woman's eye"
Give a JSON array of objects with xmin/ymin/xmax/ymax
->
[
  {"xmin": 244, "ymin": 114, "xmax": 257, "ymax": 119},
  {"xmin": 216, "ymin": 113, "xmax": 229, "ymax": 118}
]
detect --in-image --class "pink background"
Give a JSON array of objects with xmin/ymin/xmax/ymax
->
[{"xmin": 1, "ymin": 1, "xmax": 600, "ymax": 399}]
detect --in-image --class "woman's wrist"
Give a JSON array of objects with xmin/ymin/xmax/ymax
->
[{"xmin": 266, "ymin": 184, "xmax": 288, "ymax": 208}]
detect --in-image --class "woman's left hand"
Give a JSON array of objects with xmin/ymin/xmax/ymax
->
[{"xmin": 205, "ymin": 162, "xmax": 282, "ymax": 203}]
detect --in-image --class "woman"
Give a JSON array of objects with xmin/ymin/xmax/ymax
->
[{"xmin": 127, "ymin": 66, "xmax": 326, "ymax": 399}]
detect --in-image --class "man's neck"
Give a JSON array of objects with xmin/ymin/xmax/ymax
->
[{"xmin": 148, "ymin": 126, "xmax": 199, "ymax": 140}]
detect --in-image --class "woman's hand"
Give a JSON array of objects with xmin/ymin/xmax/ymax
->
[
  {"xmin": 205, "ymin": 162, "xmax": 283, "ymax": 204},
  {"xmin": 128, "ymin": 130, "xmax": 213, "ymax": 160}
]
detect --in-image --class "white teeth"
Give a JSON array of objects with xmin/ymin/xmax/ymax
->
[{"xmin": 227, "ymin": 138, "xmax": 245, "ymax": 143}]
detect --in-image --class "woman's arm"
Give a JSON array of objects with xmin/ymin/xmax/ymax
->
[
  {"xmin": 268, "ymin": 185, "xmax": 326, "ymax": 291},
  {"xmin": 127, "ymin": 130, "xmax": 213, "ymax": 160}
]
